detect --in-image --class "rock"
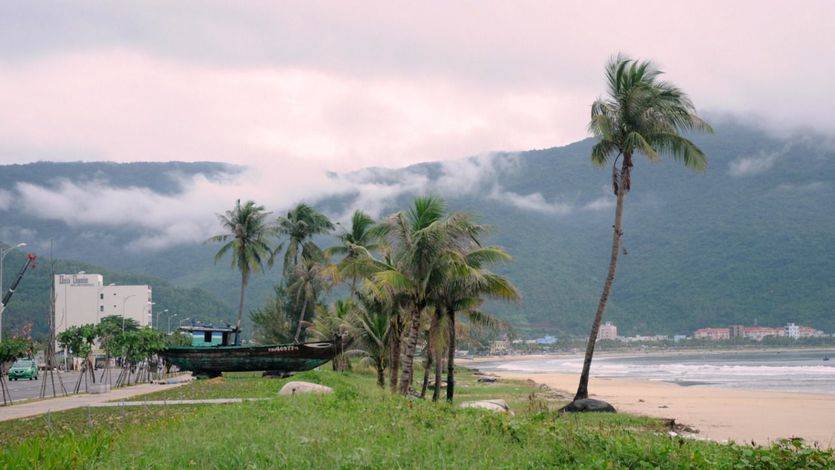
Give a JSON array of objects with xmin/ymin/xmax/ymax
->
[
  {"xmin": 559, "ymin": 398, "xmax": 616, "ymax": 413},
  {"xmin": 278, "ymin": 381, "xmax": 333, "ymax": 396},
  {"xmin": 459, "ymin": 399, "xmax": 511, "ymax": 413},
  {"xmin": 658, "ymin": 405, "xmax": 668, "ymax": 409},
  {"xmin": 638, "ymin": 399, "xmax": 645, "ymax": 403},
  {"xmin": 477, "ymin": 376, "xmax": 498, "ymax": 383}
]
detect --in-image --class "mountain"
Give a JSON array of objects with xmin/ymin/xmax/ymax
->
[
  {"xmin": 1, "ymin": 119, "xmax": 833, "ymax": 336},
  {"xmin": 0, "ymin": 248, "xmax": 233, "ymax": 340}
]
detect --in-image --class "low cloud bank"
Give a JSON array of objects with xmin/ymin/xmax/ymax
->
[{"xmin": 8, "ymin": 152, "xmax": 613, "ymax": 250}]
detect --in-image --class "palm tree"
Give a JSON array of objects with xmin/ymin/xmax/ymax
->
[
  {"xmin": 274, "ymin": 203, "xmax": 334, "ymax": 274},
  {"xmin": 286, "ymin": 258, "xmax": 335, "ymax": 342},
  {"xmin": 309, "ymin": 299, "xmax": 353, "ymax": 370},
  {"xmin": 208, "ymin": 200, "xmax": 272, "ymax": 344},
  {"xmin": 573, "ymin": 55, "xmax": 712, "ymax": 401},
  {"xmin": 434, "ymin": 246, "xmax": 518, "ymax": 401},
  {"xmin": 350, "ymin": 289, "xmax": 392, "ymax": 387},
  {"xmin": 374, "ymin": 196, "xmax": 481, "ymax": 395},
  {"xmin": 326, "ymin": 210, "xmax": 384, "ymax": 299}
]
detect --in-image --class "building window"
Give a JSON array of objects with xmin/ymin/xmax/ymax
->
[
  {"xmin": 204, "ymin": 331, "xmax": 212, "ymax": 343},
  {"xmin": 100, "ymin": 293, "xmax": 104, "ymax": 300},
  {"xmin": 100, "ymin": 306, "xmax": 104, "ymax": 312}
]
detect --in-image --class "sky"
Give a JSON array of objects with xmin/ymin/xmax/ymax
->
[{"xmin": 1, "ymin": 1, "xmax": 834, "ymax": 248}]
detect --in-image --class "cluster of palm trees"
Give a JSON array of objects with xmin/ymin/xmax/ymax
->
[
  {"xmin": 212, "ymin": 54, "xmax": 712, "ymax": 406},
  {"xmin": 211, "ymin": 196, "xmax": 518, "ymax": 401}
]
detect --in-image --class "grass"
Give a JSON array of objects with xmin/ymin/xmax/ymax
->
[{"xmin": 2, "ymin": 368, "xmax": 833, "ymax": 468}]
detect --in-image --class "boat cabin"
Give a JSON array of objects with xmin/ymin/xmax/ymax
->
[{"xmin": 178, "ymin": 323, "xmax": 238, "ymax": 347}]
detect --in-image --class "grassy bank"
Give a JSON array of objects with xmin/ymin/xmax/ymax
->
[{"xmin": 1, "ymin": 368, "xmax": 833, "ymax": 468}]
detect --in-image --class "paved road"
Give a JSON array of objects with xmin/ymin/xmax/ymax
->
[{"xmin": 4, "ymin": 371, "xmax": 82, "ymax": 402}]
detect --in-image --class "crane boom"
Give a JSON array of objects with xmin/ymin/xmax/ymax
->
[{"xmin": 0, "ymin": 253, "xmax": 37, "ymax": 316}]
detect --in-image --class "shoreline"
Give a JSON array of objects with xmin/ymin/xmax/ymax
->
[
  {"xmin": 467, "ymin": 354, "xmax": 835, "ymax": 448},
  {"xmin": 463, "ymin": 346, "xmax": 835, "ymax": 364}
]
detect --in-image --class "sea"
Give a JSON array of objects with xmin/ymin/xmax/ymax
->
[{"xmin": 477, "ymin": 349, "xmax": 835, "ymax": 394}]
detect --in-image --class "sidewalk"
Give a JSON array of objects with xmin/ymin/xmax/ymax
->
[{"xmin": 0, "ymin": 381, "xmax": 189, "ymax": 422}]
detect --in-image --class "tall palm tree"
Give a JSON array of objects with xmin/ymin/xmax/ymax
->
[
  {"xmin": 274, "ymin": 203, "xmax": 334, "ymax": 274},
  {"xmin": 435, "ymin": 246, "xmax": 518, "ymax": 401},
  {"xmin": 209, "ymin": 200, "xmax": 272, "ymax": 344},
  {"xmin": 374, "ymin": 196, "xmax": 481, "ymax": 395},
  {"xmin": 573, "ymin": 55, "xmax": 712, "ymax": 401},
  {"xmin": 326, "ymin": 210, "xmax": 384, "ymax": 299}
]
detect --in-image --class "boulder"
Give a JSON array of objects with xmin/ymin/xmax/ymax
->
[
  {"xmin": 278, "ymin": 381, "xmax": 333, "ymax": 396},
  {"xmin": 560, "ymin": 398, "xmax": 616, "ymax": 413},
  {"xmin": 459, "ymin": 399, "xmax": 511, "ymax": 413}
]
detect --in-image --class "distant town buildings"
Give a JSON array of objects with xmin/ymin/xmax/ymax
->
[
  {"xmin": 694, "ymin": 327, "xmax": 731, "ymax": 341},
  {"xmin": 55, "ymin": 273, "xmax": 152, "ymax": 336},
  {"xmin": 598, "ymin": 322, "xmax": 618, "ymax": 341},
  {"xmin": 535, "ymin": 335, "xmax": 557, "ymax": 345},
  {"xmin": 696, "ymin": 323, "xmax": 824, "ymax": 341}
]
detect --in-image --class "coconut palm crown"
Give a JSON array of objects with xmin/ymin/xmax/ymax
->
[{"xmin": 208, "ymin": 199, "xmax": 273, "ymax": 342}]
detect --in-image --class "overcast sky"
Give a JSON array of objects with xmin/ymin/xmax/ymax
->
[
  {"xmin": 1, "ymin": 1, "xmax": 834, "ymax": 249},
  {"xmin": 2, "ymin": 1, "xmax": 833, "ymax": 171}
]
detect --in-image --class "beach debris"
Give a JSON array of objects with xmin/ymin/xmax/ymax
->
[
  {"xmin": 477, "ymin": 376, "xmax": 498, "ymax": 383},
  {"xmin": 278, "ymin": 381, "xmax": 333, "ymax": 396},
  {"xmin": 658, "ymin": 405, "xmax": 669, "ymax": 409},
  {"xmin": 559, "ymin": 398, "xmax": 616, "ymax": 413},
  {"xmin": 638, "ymin": 399, "xmax": 645, "ymax": 403},
  {"xmin": 459, "ymin": 399, "xmax": 512, "ymax": 414}
]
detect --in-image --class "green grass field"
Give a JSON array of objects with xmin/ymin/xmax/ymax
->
[{"xmin": 1, "ymin": 368, "xmax": 832, "ymax": 468}]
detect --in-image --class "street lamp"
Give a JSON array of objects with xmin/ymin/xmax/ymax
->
[
  {"xmin": 159, "ymin": 309, "xmax": 169, "ymax": 330},
  {"xmin": 167, "ymin": 313, "xmax": 178, "ymax": 334},
  {"xmin": 121, "ymin": 294, "xmax": 138, "ymax": 331},
  {"xmin": 0, "ymin": 242, "xmax": 26, "ymax": 341}
]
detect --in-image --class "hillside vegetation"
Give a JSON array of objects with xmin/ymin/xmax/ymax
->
[{"xmin": 1, "ymin": 120, "xmax": 833, "ymax": 336}]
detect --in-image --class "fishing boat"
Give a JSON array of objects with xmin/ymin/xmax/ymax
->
[{"xmin": 160, "ymin": 323, "xmax": 348, "ymax": 377}]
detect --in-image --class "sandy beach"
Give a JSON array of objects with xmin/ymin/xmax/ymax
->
[{"xmin": 486, "ymin": 365, "xmax": 835, "ymax": 448}]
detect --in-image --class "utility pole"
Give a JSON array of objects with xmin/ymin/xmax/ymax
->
[{"xmin": 0, "ymin": 242, "xmax": 26, "ymax": 341}]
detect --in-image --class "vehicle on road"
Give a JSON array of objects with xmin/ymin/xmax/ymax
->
[{"xmin": 8, "ymin": 359, "xmax": 38, "ymax": 381}]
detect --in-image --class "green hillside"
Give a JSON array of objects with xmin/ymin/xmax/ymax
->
[
  {"xmin": 0, "ymin": 248, "xmax": 233, "ymax": 340},
  {"xmin": 1, "ymin": 120, "xmax": 833, "ymax": 336}
]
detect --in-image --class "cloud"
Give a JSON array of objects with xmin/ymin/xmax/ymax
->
[
  {"xmin": 728, "ymin": 151, "xmax": 781, "ymax": 177},
  {"xmin": 489, "ymin": 187, "xmax": 573, "ymax": 215}
]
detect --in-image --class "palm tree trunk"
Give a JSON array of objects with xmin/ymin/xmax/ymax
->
[
  {"xmin": 294, "ymin": 298, "xmax": 308, "ymax": 343},
  {"xmin": 376, "ymin": 359, "xmax": 385, "ymax": 388},
  {"xmin": 446, "ymin": 310, "xmax": 456, "ymax": 402},
  {"xmin": 389, "ymin": 317, "xmax": 400, "ymax": 393},
  {"xmin": 236, "ymin": 272, "xmax": 247, "ymax": 345},
  {"xmin": 574, "ymin": 167, "xmax": 628, "ymax": 401},
  {"xmin": 398, "ymin": 303, "xmax": 423, "ymax": 395},
  {"xmin": 432, "ymin": 346, "xmax": 443, "ymax": 402},
  {"xmin": 420, "ymin": 343, "xmax": 432, "ymax": 398}
]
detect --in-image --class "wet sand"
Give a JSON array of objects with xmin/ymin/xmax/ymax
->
[{"xmin": 494, "ymin": 370, "xmax": 835, "ymax": 448}]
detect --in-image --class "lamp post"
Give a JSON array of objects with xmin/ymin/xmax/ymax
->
[
  {"xmin": 0, "ymin": 242, "xmax": 26, "ymax": 341},
  {"xmin": 159, "ymin": 309, "xmax": 168, "ymax": 331},
  {"xmin": 121, "ymin": 294, "xmax": 138, "ymax": 332},
  {"xmin": 167, "ymin": 313, "xmax": 178, "ymax": 334}
]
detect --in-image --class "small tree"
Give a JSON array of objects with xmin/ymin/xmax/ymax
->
[{"xmin": 0, "ymin": 337, "xmax": 32, "ymax": 405}]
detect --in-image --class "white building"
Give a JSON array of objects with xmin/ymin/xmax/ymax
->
[
  {"xmin": 784, "ymin": 323, "xmax": 800, "ymax": 339},
  {"xmin": 54, "ymin": 273, "xmax": 152, "ymax": 335},
  {"xmin": 598, "ymin": 322, "xmax": 618, "ymax": 341}
]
